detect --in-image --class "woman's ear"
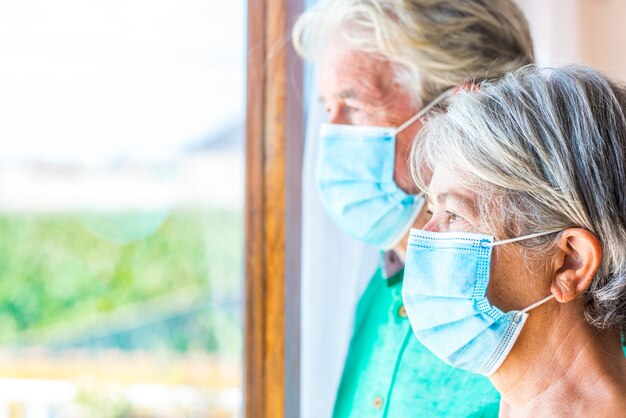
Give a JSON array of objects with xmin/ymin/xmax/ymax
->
[{"xmin": 550, "ymin": 228, "xmax": 602, "ymax": 303}]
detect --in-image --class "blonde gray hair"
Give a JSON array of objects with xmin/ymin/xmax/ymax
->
[
  {"xmin": 292, "ymin": 0, "xmax": 534, "ymax": 105},
  {"xmin": 412, "ymin": 65, "xmax": 626, "ymax": 333}
]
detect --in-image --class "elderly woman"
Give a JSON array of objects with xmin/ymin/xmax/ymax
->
[
  {"xmin": 293, "ymin": 0, "xmax": 534, "ymax": 416},
  {"xmin": 404, "ymin": 65, "xmax": 626, "ymax": 416}
]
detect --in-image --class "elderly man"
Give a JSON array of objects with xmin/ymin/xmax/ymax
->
[{"xmin": 293, "ymin": 0, "xmax": 535, "ymax": 416}]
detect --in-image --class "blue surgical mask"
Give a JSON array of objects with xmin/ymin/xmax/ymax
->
[
  {"xmin": 315, "ymin": 91, "xmax": 452, "ymax": 249},
  {"xmin": 402, "ymin": 228, "xmax": 560, "ymax": 376}
]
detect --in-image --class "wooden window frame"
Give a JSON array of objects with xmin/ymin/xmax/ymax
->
[{"xmin": 245, "ymin": 0, "xmax": 304, "ymax": 417}]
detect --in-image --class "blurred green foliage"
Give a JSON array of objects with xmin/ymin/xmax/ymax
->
[{"xmin": 0, "ymin": 209, "xmax": 243, "ymax": 352}]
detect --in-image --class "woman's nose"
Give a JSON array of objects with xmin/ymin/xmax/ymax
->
[{"xmin": 422, "ymin": 218, "xmax": 440, "ymax": 232}]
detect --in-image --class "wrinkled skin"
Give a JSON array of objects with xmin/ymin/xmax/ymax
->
[{"xmin": 318, "ymin": 41, "xmax": 422, "ymax": 195}]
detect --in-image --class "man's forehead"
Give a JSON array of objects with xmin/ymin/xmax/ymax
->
[{"xmin": 318, "ymin": 45, "xmax": 389, "ymax": 93}]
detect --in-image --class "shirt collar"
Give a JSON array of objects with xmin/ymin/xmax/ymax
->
[{"xmin": 381, "ymin": 250, "xmax": 405, "ymax": 285}]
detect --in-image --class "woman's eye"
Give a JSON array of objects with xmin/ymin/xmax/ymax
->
[{"xmin": 447, "ymin": 211, "xmax": 464, "ymax": 223}]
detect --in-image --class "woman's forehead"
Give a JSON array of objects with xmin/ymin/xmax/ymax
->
[{"xmin": 427, "ymin": 166, "xmax": 478, "ymax": 207}]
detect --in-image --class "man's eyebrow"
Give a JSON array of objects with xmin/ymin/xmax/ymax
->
[{"xmin": 336, "ymin": 89, "xmax": 358, "ymax": 100}]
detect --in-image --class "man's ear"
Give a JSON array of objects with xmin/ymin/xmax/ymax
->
[{"xmin": 550, "ymin": 228, "xmax": 602, "ymax": 303}]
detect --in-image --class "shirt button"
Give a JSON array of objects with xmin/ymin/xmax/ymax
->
[
  {"xmin": 398, "ymin": 305, "xmax": 407, "ymax": 318},
  {"xmin": 373, "ymin": 396, "xmax": 384, "ymax": 410}
]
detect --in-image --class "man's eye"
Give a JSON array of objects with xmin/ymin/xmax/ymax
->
[
  {"xmin": 343, "ymin": 105, "xmax": 360, "ymax": 114},
  {"xmin": 342, "ymin": 100, "xmax": 362, "ymax": 112}
]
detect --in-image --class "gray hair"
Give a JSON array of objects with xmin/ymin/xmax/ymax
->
[
  {"xmin": 412, "ymin": 65, "xmax": 626, "ymax": 333},
  {"xmin": 292, "ymin": 0, "xmax": 534, "ymax": 105}
]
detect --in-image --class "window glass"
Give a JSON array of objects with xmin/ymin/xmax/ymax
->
[{"xmin": 0, "ymin": 1, "xmax": 245, "ymax": 417}]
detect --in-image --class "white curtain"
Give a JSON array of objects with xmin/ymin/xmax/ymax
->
[{"xmin": 300, "ymin": 77, "xmax": 380, "ymax": 418}]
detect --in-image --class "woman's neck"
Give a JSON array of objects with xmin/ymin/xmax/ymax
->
[{"xmin": 490, "ymin": 301, "xmax": 626, "ymax": 417}]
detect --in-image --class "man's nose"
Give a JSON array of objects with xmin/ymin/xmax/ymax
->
[{"xmin": 327, "ymin": 106, "xmax": 350, "ymax": 125}]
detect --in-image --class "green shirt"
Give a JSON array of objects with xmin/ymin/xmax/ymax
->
[{"xmin": 333, "ymin": 268, "xmax": 500, "ymax": 418}]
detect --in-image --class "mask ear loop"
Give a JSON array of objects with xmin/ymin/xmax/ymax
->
[
  {"xmin": 513, "ymin": 294, "xmax": 555, "ymax": 323},
  {"xmin": 490, "ymin": 229, "xmax": 563, "ymax": 247},
  {"xmin": 487, "ymin": 229, "xmax": 561, "ymax": 322},
  {"xmin": 520, "ymin": 294, "xmax": 555, "ymax": 314},
  {"xmin": 395, "ymin": 88, "xmax": 456, "ymax": 134}
]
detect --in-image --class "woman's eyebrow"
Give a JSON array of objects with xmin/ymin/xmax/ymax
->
[
  {"xmin": 435, "ymin": 191, "xmax": 478, "ymax": 213},
  {"xmin": 435, "ymin": 191, "xmax": 467, "ymax": 203}
]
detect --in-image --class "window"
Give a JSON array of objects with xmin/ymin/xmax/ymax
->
[{"xmin": 0, "ymin": 1, "xmax": 245, "ymax": 417}]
